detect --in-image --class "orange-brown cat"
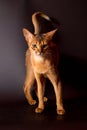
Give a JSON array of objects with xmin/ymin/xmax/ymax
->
[{"xmin": 23, "ymin": 12, "xmax": 65, "ymax": 115}]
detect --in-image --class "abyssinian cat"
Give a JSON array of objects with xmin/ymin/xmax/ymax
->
[{"xmin": 23, "ymin": 12, "xmax": 65, "ymax": 115}]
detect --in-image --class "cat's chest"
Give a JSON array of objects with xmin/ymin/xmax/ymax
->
[{"xmin": 31, "ymin": 55, "xmax": 50, "ymax": 74}]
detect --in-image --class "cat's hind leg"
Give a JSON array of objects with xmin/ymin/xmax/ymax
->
[
  {"xmin": 35, "ymin": 77, "xmax": 48, "ymax": 103},
  {"xmin": 42, "ymin": 78, "xmax": 48, "ymax": 102}
]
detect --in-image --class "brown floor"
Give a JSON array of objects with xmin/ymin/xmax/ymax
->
[{"xmin": 0, "ymin": 95, "xmax": 87, "ymax": 130}]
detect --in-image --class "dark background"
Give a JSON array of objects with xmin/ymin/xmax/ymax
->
[
  {"xmin": 0, "ymin": 0, "xmax": 87, "ymax": 130},
  {"xmin": 0, "ymin": 0, "xmax": 87, "ymax": 101}
]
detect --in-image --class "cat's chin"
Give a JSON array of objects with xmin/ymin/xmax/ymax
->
[
  {"xmin": 32, "ymin": 52, "xmax": 43, "ymax": 58},
  {"xmin": 36, "ymin": 52, "xmax": 44, "ymax": 57},
  {"xmin": 37, "ymin": 52, "xmax": 42, "ymax": 55},
  {"xmin": 35, "ymin": 53, "xmax": 44, "ymax": 57}
]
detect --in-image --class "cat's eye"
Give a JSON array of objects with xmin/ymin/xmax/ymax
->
[
  {"xmin": 43, "ymin": 44, "xmax": 47, "ymax": 49},
  {"xmin": 32, "ymin": 44, "xmax": 37, "ymax": 48}
]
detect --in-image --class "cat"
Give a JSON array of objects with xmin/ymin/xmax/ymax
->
[{"xmin": 22, "ymin": 12, "xmax": 65, "ymax": 115}]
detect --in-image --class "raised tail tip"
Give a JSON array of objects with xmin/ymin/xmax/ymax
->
[{"xmin": 32, "ymin": 11, "xmax": 51, "ymax": 21}]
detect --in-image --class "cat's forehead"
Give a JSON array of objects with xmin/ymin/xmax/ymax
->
[{"xmin": 34, "ymin": 34, "xmax": 44, "ymax": 41}]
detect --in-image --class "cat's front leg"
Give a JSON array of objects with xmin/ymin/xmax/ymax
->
[
  {"xmin": 56, "ymin": 80, "xmax": 65, "ymax": 115},
  {"xmin": 34, "ymin": 73, "xmax": 44, "ymax": 113},
  {"xmin": 47, "ymin": 72, "xmax": 65, "ymax": 115},
  {"xmin": 24, "ymin": 72, "xmax": 36, "ymax": 105}
]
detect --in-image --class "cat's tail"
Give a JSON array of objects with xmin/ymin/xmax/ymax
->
[{"xmin": 32, "ymin": 12, "xmax": 51, "ymax": 34}]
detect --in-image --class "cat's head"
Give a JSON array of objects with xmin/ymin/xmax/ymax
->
[{"xmin": 23, "ymin": 28, "xmax": 57, "ymax": 56}]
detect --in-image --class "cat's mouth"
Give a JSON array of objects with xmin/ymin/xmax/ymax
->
[{"xmin": 37, "ymin": 52, "xmax": 42, "ymax": 56}]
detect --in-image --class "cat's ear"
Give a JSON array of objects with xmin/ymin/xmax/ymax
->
[
  {"xmin": 44, "ymin": 29, "xmax": 58, "ymax": 40},
  {"xmin": 22, "ymin": 28, "xmax": 34, "ymax": 45}
]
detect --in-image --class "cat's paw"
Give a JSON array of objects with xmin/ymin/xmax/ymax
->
[
  {"xmin": 28, "ymin": 100, "xmax": 37, "ymax": 105},
  {"xmin": 35, "ymin": 107, "xmax": 44, "ymax": 113},
  {"xmin": 44, "ymin": 97, "xmax": 48, "ymax": 102},
  {"xmin": 57, "ymin": 109, "xmax": 65, "ymax": 115}
]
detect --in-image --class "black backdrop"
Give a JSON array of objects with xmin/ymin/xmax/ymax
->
[{"xmin": 0, "ymin": 0, "xmax": 87, "ymax": 102}]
